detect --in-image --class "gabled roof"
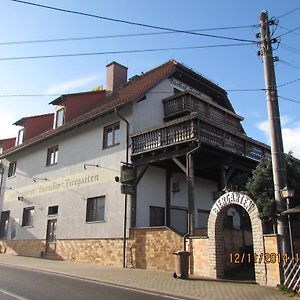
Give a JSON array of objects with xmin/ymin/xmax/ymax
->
[
  {"xmin": 2, "ymin": 60, "xmax": 177, "ymax": 157},
  {"xmin": 13, "ymin": 113, "xmax": 54, "ymax": 126},
  {"xmin": 1, "ymin": 59, "xmax": 238, "ymax": 157}
]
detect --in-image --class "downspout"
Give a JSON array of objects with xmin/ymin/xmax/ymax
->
[
  {"xmin": 115, "ymin": 108, "xmax": 130, "ymax": 268},
  {"xmin": 183, "ymin": 140, "xmax": 200, "ymax": 251},
  {"xmin": 0, "ymin": 164, "xmax": 4, "ymax": 196}
]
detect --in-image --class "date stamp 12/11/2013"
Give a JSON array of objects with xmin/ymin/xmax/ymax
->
[{"xmin": 229, "ymin": 252, "xmax": 299, "ymax": 264}]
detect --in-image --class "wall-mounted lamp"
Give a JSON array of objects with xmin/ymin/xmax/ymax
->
[
  {"xmin": 171, "ymin": 182, "xmax": 181, "ymax": 197},
  {"xmin": 83, "ymin": 164, "xmax": 100, "ymax": 170},
  {"xmin": 18, "ymin": 196, "xmax": 24, "ymax": 201},
  {"xmin": 33, "ymin": 177, "xmax": 48, "ymax": 183}
]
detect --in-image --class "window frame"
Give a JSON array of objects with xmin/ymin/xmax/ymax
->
[
  {"xmin": 46, "ymin": 145, "xmax": 59, "ymax": 166},
  {"xmin": 8, "ymin": 161, "xmax": 17, "ymax": 178},
  {"xmin": 48, "ymin": 205, "xmax": 59, "ymax": 216},
  {"xmin": 55, "ymin": 107, "xmax": 65, "ymax": 128},
  {"xmin": 86, "ymin": 196, "xmax": 105, "ymax": 223},
  {"xmin": 149, "ymin": 206, "xmax": 165, "ymax": 227},
  {"xmin": 103, "ymin": 122, "xmax": 120, "ymax": 149},
  {"xmin": 22, "ymin": 206, "xmax": 34, "ymax": 227},
  {"xmin": 16, "ymin": 128, "xmax": 24, "ymax": 145}
]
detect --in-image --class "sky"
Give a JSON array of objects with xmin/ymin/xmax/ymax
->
[{"xmin": 1, "ymin": 0, "xmax": 300, "ymax": 157}]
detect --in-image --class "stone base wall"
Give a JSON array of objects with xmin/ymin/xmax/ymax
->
[
  {"xmin": 263, "ymin": 234, "xmax": 281, "ymax": 287},
  {"xmin": 0, "ymin": 227, "xmax": 183, "ymax": 271},
  {"xmin": 191, "ymin": 237, "xmax": 209, "ymax": 277},
  {"xmin": 1, "ymin": 240, "xmax": 46, "ymax": 257},
  {"xmin": 128, "ymin": 227, "xmax": 183, "ymax": 271}
]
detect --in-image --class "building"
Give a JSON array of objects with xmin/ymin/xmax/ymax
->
[{"xmin": 0, "ymin": 60, "xmax": 285, "ymax": 286}]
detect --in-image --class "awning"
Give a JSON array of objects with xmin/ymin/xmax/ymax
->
[{"xmin": 281, "ymin": 206, "xmax": 300, "ymax": 215}]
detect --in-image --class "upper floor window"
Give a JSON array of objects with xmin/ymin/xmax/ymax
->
[
  {"xmin": 22, "ymin": 207, "xmax": 34, "ymax": 227},
  {"xmin": 55, "ymin": 108, "xmax": 65, "ymax": 128},
  {"xmin": 46, "ymin": 145, "xmax": 58, "ymax": 166},
  {"xmin": 48, "ymin": 205, "xmax": 58, "ymax": 216},
  {"xmin": 86, "ymin": 196, "xmax": 105, "ymax": 222},
  {"xmin": 103, "ymin": 122, "xmax": 120, "ymax": 148},
  {"xmin": 8, "ymin": 161, "xmax": 17, "ymax": 178},
  {"xmin": 16, "ymin": 128, "xmax": 24, "ymax": 145}
]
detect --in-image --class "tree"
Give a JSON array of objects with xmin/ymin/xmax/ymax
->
[
  {"xmin": 245, "ymin": 154, "xmax": 300, "ymax": 230},
  {"xmin": 229, "ymin": 153, "xmax": 300, "ymax": 231}
]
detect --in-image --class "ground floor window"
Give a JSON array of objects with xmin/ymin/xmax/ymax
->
[
  {"xmin": 150, "ymin": 206, "xmax": 165, "ymax": 226},
  {"xmin": 86, "ymin": 196, "xmax": 105, "ymax": 222},
  {"xmin": 22, "ymin": 207, "xmax": 34, "ymax": 227},
  {"xmin": 0, "ymin": 210, "xmax": 10, "ymax": 239}
]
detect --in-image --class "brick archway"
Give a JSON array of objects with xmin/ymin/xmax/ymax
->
[{"xmin": 207, "ymin": 192, "xmax": 266, "ymax": 285}]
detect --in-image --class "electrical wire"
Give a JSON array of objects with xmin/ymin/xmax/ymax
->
[
  {"xmin": 11, "ymin": 0, "xmax": 256, "ymax": 43},
  {"xmin": 278, "ymin": 95, "xmax": 300, "ymax": 105},
  {"xmin": 276, "ymin": 25, "xmax": 300, "ymax": 39},
  {"xmin": 276, "ymin": 5, "xmax": 300, "ymax": 19},
  {"xmin": 277, "ymin": 78, "xmax": 300, "ymax": 88},
  {"xmin": 278, "ymin": 25, "xmax": 300, "ymax": 37},
  {"xmin": 0, "ymin": 42, "xmax": 255, "ymax": 61},
  {"xmin": 280, "ymin": 43, "xmax": 300, "ymax": 56},
  {"xmin": 280, "ymin": 60, "xmax": 300, "ymax": 71},
  {"xmin": 0, "ymin": 25, "xmax": 258, "ymax": 46}
]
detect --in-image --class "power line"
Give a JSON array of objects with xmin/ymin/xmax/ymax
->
[
  {"xmin": 227, "ymin": 88, "xmax": 264, "ymax": 92},
  {"xmin": 0, "ymin": 42, "xmax": 255, "ymax": 61},
  {"xmin": 277, "ymin": 77, "xmax": 300, "ymax": 88},
  {"xmin": 276, "ymin": 25, "xmax": 300, "ymax": 38},
  {"xmin": 280, "ymin": 60, "xmax": 300, "ymax": 71},
  {"xmin": 278, "ymin": 25, "xmax": 300, "ymax": 37},
  {"xmin": 11, "ymin": 0, "xmax": 256, "ymax": 43},
  {"xmin": 280, "ymin": 43, "xmax": 300, "ymax": 56},
  {"xmin": 278, "ymin": 95, "xmax": 300, "ymax": 104},
  {"xmin": 0, "ymin": 26, "xmax": 257, "ymax": 46},
  {"xmin": 276, "ymin": 5, "xmax": 300, "ymax": 19}
]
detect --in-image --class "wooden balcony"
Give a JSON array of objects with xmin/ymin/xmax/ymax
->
[
  {"xmin": 131, "ymin": 115, "xmax": 199, "ymax": 156},
  {"xmin": 131, "ymin": 113, "xmax": 270, "ymax": 162},
  {"xmin": 163, "ymin": 92, "xmax": 244, "ymax": 133}
]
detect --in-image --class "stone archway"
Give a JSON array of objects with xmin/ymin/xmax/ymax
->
[{"xmin": 207, "ymin": 192, "xmax": 267, "ymax": 285}]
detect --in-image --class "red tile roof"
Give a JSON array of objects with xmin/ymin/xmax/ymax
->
[{"xmin": 2, "ymin": 60, "xmax": 177, "ymax": 157}]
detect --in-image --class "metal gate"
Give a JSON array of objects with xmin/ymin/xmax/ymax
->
[{"xmin": 283, "ymin": 259, "xmax": 300, "ymax": 293}]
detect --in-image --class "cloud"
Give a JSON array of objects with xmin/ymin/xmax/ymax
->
[
  {"xmin": 257, "ymin": 117, "xmax": 300, "ymax": 159},
  {"xmin": 0, "ymin": 111, "xmax": 19, "ymax": 139},
  {"xmin": 46, "ymin": 73, "xmax": 102, "ymax": 94}
]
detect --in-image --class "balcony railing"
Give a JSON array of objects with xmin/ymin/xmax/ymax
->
[
  {"xmin": 131, "ymin": 115, "xmax": 198, "ymax": 155},
  {"xmin": 131, "ymin": 114, "xmax": 270, "ymax": 161},
  {"xmin": 163, "ymin": 92, "xmax": 243, "ymax": 133}
]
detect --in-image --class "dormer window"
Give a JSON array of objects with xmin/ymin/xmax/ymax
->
[
  {"xmin": 55, "ymin": 108, "xmax": 65, "ymax": 128},
  {"xmin": 16, "ymin": 128, "xmax": 24, "ymax": 145}
]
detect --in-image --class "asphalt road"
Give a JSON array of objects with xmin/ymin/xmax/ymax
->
[{"xmin": 0, "ymin": 265, "xmax": 183, "ymax": 300}]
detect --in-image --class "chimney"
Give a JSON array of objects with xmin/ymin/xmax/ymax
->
[{"xmin": 106, "ymin": 61, "xmax": 128, "ymax": 92}]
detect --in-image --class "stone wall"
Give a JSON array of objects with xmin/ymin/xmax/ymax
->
[
  {"xmin": 2, "ymin": 240, "xmax": 45, "ymax": 257},
  {"xmin": 0, "ymin": 227, "xmax": 183, "ymax": 271},
  {"xmin": 128, "ymin": 227, "xmax": 183, "ymax": 271},
  {"xmin": 263, "ymin": 234, "xmax": 281, "ymax": 287},
  {"xmin": 191, "ymin": 237, "xmax": 209, "ymax": 277}
]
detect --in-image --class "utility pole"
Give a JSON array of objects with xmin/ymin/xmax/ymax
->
[{"xmin": 259, "ymin": 11, "xmax": 290, "ymax": 257}]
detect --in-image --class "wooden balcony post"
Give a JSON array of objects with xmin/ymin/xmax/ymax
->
[{"xmin": 186, "ymin": 152, "xmax": 195, "ymax": 236}]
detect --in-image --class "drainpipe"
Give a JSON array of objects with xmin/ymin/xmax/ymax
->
[
  {"xmin": 183, "ymin": 141, "xmax": 200, "ymax": 251},
  {"xmin": 0, "ymin": 164, "xmax": 4, "ymax": 196},
  {"xmin": 115, "ymin": 108, "xmax": 130, "ymax": 268}
]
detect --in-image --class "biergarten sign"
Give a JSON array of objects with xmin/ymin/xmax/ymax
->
[{"xmin": 211, "ymin": 192, "xmax": 256, "ymax": 215}]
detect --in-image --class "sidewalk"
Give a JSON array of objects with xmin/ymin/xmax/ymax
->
[{"xmin": 0, "ymin": 254, "xmax": 293, "ymax": 300}]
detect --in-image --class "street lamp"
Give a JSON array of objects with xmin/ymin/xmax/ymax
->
[{"xmin": 280, "ymin": 186, "xmax": 295, "ymax": 259}]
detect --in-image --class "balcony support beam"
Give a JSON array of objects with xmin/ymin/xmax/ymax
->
[{"xmin": 172, "ymin": 157, "xmax": 186, "ymax": 173}]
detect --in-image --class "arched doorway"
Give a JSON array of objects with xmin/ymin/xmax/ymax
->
[
  {"xmin": 207, "ymin": 192, "xmax": 266, "ymax": 285},
  {"xmin": 222, "ymin": 205, "xmax": 254, "ymax": 280}
]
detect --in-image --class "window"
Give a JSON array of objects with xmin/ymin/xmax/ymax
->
[
  {"xmin": 22, "ymin": 207, "xmax": 34, "ymax": 227},
  {"xmin": 55, "ymin": 108, "xmax": 65, "ymax": 128},
  {"xmin": 197, "ymin": 209, "xmax": 210, "ymax": 229},
  {"xmin": 103, "ymin": 122, "xmax": 120, "ymax": 148},
  {"xmin": 48, "ymin": 205, "xmax": 58, "ymax": 215},
  {"xmin": 0, "ymin": 210, "xmax": 10, "ymax": 239},
  {"xmin": 150, "ymin": 206, "xmax": 165, "ymax": 227},
  {"xmin": 86, "ymin": 196, "xmax": 105, "ymax": 222},
  {"xmin": 8, "ymin": 161, "xmax": 17, "ymax": 178},
  {"xmin": 46, "ymin": 145, "xmax": 58, "ymax": 166},
  {"xmin": 16, "ymin": 128, "xmax": 24, "ymax": 145}
]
